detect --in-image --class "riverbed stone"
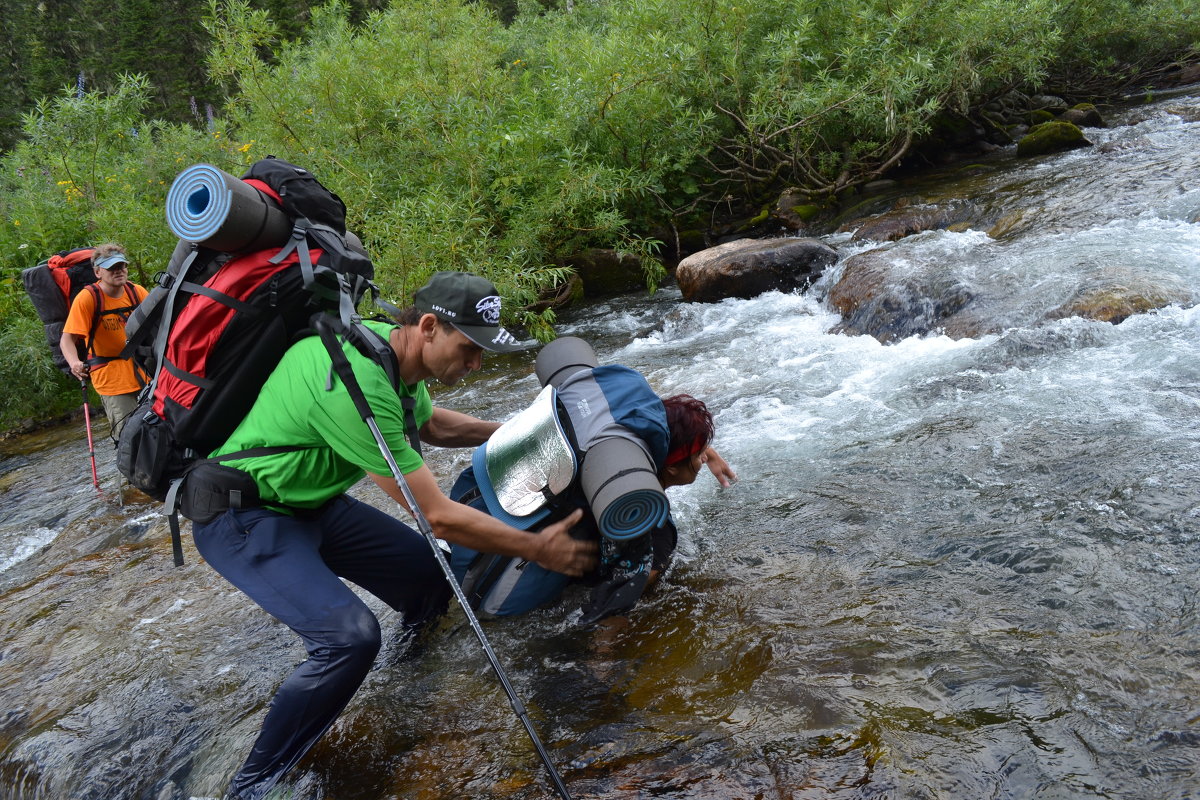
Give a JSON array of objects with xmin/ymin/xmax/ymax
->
[
  {"xmin": 1044, "ymin": 282, "xmax": 1193, "ymax": 325},
  {"xmin": 675, "ymin": 237, "xmax": 837, "ymax": 303},
  {"xmin": 826, "ymin": 248, "xmax": 983, "ymax": 342},
  {"xmin": 527, "ymin": 271, "xmax": 584, "ymax": 313},
  {"xmin": 1059, "ymin": 103, "xmax": 1106, "ymax": 128},
  {"xmin": 567, "ymin": 247, "xmax": 646, "ymax": 296},
  {"xmin": 848, "ymin": 200, "xmax": 979, "ymax": 243},
  {"xmin": 772, "ymin": 187, "xmax": 824, "ymax": 232},
  {"xmin": 1016, "ymin": 121, "xmax": 1093, "ymax": 157},
  {"xmin": 1029, "ymin": 94, "xmax": 1069, "ymax": 113}
]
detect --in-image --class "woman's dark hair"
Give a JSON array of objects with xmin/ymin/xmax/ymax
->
[{"xmin": 662, "ymin": 394, "xmax": 714, "ymax": 466}]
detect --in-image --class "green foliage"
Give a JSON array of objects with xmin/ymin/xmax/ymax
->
[
  {"xmin": 206, "ymin": 0, "xmax": 661, "ymax": 336},
  {"xmin": 0, "ymin": 74, "xmax": 252, "ymax": 424},
  {"xmin": 0, "ymin": 319, "xmax": 79, "ymax": 430},
  {"xmin": 1045, "ymin": 0, "xmax": 1200, "ymax": 95},
  {"xmin": 2, "ymin": 0, "xmax": 1199, "ymax": 430},
  {"xmin": 0, "ymin": 0, "xmax": 390, "ymax": 153}
]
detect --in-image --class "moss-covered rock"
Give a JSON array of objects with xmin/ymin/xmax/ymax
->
[
  {"xmin": 1059, "ymin": 103, "xmax": 1106, "ymax": 128},
  {"xmin": 566, "ymin": 248, "xmax": 647, "ymax": 296},
  {"xmin": 1016, "ymin": 121, "xmax": 1092, "ymax": 157},
  {"xmin": 772, "ymin": 188, "xmax": 826, "ymax": 231},
  {"xmin": 1028, "ymin": 109, "xmax": 1056, "ymax": 126}
]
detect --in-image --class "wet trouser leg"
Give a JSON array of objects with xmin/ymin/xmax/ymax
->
[{"xmin": 192, "ymin": 497, "xmax": 450, "ymax": 800}]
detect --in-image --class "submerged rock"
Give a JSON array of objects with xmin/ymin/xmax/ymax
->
[
  {"xmin": 848, "ymin": 200, "xmax": 980, "ymax": 243},
  {"xmin": 675, "ymin": 237, "xmax": 837, "ymax": 303},
  {"xmin": 1044, "ymin": 281, "xmax": 1193, "ymax": 325},
  {"xmin": 826, "ymin": 248, "xmax": 983, "ymax": 342}
]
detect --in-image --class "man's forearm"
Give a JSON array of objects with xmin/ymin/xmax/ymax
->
[
  {"xmin": 419, "ymin": 406, "xmax": 501, "ymax": 448},
  {"xmin": 367, "ymin": 468, "xmax": 594, "ymax": 575}
]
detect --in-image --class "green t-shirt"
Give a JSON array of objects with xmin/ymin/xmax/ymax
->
[{"xmin": 211, "ymin": 319, "xmax": 432, "ymax": 509}]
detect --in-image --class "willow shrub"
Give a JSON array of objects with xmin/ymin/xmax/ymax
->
[
  {"xmin": 205, "ymin": 0, "xmax": 658, "ymax": 338},
  {"xmin": 0, "ymin": 74, "xmax": 248, "ymax": 428},
  {"xmin": 504, "ymin": 0, "xmax": 1062, "ymax": 209}
]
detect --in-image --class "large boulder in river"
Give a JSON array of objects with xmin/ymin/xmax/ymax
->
[
  {"xmin": 676, "ymin": 237, "xmax": 837, "ymax": 303},
  {"xmin": 1016, "ymin": 121, "xmax": 1092, "ymax": 157},
  {"xmin": 826, "ymin": 248, "xmax": 985, "ymax": 342}
]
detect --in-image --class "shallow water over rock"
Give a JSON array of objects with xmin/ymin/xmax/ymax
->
[{"xmin": 3, "ymin": 88, "xmax": 1200, "ymax": 800}]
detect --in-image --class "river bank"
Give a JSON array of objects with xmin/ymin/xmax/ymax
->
[{"xmin": 2, "ymin": 85, "xmax": 1198, "ymax": 799}]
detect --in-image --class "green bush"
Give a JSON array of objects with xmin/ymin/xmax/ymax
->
[
  {"xmin": 0, "ymin": 319, "xmax": 79, "ymax": 430},
  {"xmin": 2, "ymin": 0, "xmax": 1198, "ymax": 431},
  {"xmin": 0, "ymin": 73, "xmax": 246, "ymax": 425},
  {"xmin": 205, "ymin": 0, "xmax": 647, "ymax": 337}
]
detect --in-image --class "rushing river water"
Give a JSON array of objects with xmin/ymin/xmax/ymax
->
[{"xmin": 3, "ymin": 89, "xmax": 1200, "ymax": 800}]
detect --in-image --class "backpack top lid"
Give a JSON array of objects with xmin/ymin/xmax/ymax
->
[
  {"xmin": 47, "ymin": 247, "xmax": 95, "ymax": 272},
  {"xmin": 241, "ymin": 157, "xmax": 347, "ymax": 235}
]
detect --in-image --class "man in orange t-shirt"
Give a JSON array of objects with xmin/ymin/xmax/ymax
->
[{"xmin": 59, "ymin": 243, "xmax": 149, "ymax": 438}]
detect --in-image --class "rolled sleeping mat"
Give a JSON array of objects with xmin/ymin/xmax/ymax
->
[
  {"xmin": 165, "ymin": 163, "xmax": 291, "ymax": 252},
  {"xmin": 536, "ymin": 336, "xmax": 599, "ymax": 389},
  {"xmin": 580, "ymin": 436, "xmax": 670, "ymax": 541}
]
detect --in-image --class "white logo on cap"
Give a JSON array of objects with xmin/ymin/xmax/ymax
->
[
  {"xmin": 476, "ymin": 295, "xmax": 501, "ymax": 325},
  {"xmin": 492, "ymin": 329, "xmax": 517, "ymax": 345}
]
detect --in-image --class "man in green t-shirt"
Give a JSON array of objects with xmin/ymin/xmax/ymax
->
[{"xmin": 191, "ymin": 272, "xmax": 595, "ymax": 800}]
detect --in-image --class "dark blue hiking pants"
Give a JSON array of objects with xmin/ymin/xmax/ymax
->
[{"xmin": 192, "ymin": 495, "xmax": 450, "ymax": 800}]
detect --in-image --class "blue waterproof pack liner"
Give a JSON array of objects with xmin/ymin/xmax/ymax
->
[{"xmin": 449, "ymin": 466, "xmax": 574, "ymax": 616}]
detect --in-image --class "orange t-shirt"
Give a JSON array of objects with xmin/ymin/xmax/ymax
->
[{"xmin": 63, "ymin": 283, "xmax": 149, "ymax": 396}]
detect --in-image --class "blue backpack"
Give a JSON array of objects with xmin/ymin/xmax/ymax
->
[{"xmin": 449, "ymin": 364, "xmax": 670, "ymax": 617}]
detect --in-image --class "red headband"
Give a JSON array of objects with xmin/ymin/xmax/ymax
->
[{"xmin": 665, "ymin": 437, "xmax": 707, "ymax": 466}]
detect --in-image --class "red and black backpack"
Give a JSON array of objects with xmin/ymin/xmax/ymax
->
[
  {"xmin": 21, "ymin": 248, "xmax": 145, "ymax": 373},
  {"xmin": 115, "ymin": 157, "xmax": 400, "ymax": 564}
]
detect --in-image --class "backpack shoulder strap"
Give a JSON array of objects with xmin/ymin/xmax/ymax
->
[
  {"xmin": 355, "ymin": 319, "xmax": 423, "ymax": 457},
  {"xmin": 84, "ymin": 283, "xmax": 144, "ymax": 365},
  {"xmin": 83, "ymin": 283, "xmax": 104, "ymax": 358},
  {"xmin": 311, "ymin": 314, "xmax": 424, "ymax": 460}
]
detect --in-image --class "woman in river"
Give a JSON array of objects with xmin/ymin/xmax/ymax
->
[{"xmin": 449, "ymin": 390, "xmax": 736, "ymax": 625}]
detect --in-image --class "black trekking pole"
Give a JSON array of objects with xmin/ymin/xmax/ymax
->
[
  {"xmin": 364, "ymin": 417, "xmax": 575, "ymax": 800},
  {"xmin": 315, "ymin": 321, "xmax": 573, "ymax": 800},
  {"xmin": 80, "ymin": 380, "xmax": 100, "ymax": 491}
]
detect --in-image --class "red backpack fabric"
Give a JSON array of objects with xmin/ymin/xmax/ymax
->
[{"xmin": 151, "ymin": 245, "xmax": 334, "ymax": 454}]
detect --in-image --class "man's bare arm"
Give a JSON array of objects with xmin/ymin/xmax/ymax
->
[{"xmin": 368, "ymin": 465, "xmax": 595, "ymax": 575}]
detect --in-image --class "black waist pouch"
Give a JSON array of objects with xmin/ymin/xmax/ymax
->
[{"xmin": 180, "ymin": 460, "xmax": 261, "ymax": 524}]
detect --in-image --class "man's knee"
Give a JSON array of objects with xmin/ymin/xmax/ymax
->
[{"xmin": 321, "ymin": 604, "xmax": 383, "ymax": 668}]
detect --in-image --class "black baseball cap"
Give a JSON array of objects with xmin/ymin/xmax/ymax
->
[{"xmin": 413, "ymin": 272, "xmax": 529, "ymax": 353}]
